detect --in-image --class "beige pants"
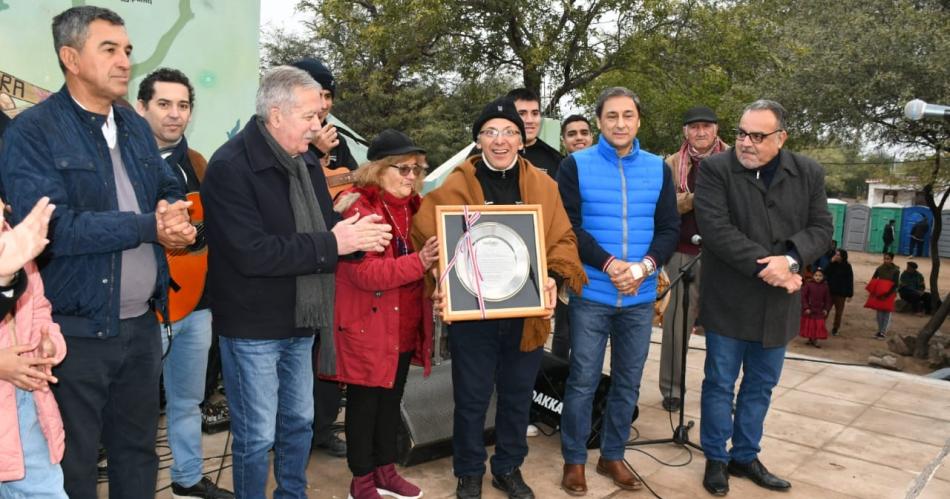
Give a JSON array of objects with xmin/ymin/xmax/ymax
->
[{"xmin": 659, "ymin": 251, "xmax": 702, "ymax": 400}]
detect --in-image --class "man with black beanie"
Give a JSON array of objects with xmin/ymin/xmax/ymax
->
[{"xmin": 292, "ymin": 57, "xmax": 359, "ymax": 172}]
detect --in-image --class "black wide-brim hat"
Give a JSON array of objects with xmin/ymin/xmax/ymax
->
[{"xmin": 367, "ymin": 129, "xmax": 426, "ymax": 161}]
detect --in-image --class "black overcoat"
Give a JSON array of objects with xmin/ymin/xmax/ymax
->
[{"xmin": 694, "ymin": 148, "xmax": 833, "ymax": 347}]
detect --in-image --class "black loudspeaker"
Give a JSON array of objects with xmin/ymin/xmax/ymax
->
[
  {"xmin": 396, "ymin": 361, "xmax": 497, "ymax": 466},
  {"xmin": 531, "ymin": 351, "xmax": 637, "ymax": 449}
]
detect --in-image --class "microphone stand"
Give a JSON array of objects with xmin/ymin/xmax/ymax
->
[{"xmin": 629, "ymin": 251, "xmax": 704, "ymax": 452}]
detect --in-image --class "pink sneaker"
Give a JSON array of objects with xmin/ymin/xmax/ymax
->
[
  {"xmin": 373, "ymin": 463, "xmax": 423, "ymax": 499},
  {"xmin": 348, "ymin": 473, "xmax": 382, "ymax": 499}
]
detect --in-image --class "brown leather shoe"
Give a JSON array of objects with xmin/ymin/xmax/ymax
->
[
  {"xmin": 561, "ymin": 463, "xmax": 587, "ymax": 496},
  {"xmin": 596, "ymin": 457, "xmax": 643, "ymax": 491}
]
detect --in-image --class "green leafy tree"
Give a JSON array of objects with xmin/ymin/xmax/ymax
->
[{"xmin": 762, "ymin": 0, "xmax": 949, "ymax": 355}]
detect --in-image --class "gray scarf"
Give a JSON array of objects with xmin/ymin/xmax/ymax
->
[{"xmin": 257, "ymin": 118, "xmax": 336, "ymax": 373}]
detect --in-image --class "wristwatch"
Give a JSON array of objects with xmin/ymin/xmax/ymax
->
[{"xmin": 785, "ymin": 255, "xmax": 800, "ymax": 274}]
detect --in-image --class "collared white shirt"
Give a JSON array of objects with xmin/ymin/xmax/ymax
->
[{"xmin": 72, "ymin": 97, "xmax": 117, "ymax": 149}]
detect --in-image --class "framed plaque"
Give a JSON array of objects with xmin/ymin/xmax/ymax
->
[{"xmin": 435, "ymin": 204, "xmax": 548, "ymax": 322}]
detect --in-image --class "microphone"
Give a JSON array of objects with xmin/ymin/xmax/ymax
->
[
  {"xmin": 691, "ymin": 234, "xmax": 702, "ymax": 246},
  {"xmin": 904, "ymin": 99, "xmax": 950, "ymax": 121}
]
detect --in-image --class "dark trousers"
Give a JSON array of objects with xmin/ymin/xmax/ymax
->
[
  {"xmin": 313, "ymin": 335, "xmax": 343, "ymax": 441},
  {"xmin": 345, "ymin": 351, "xmax": 413, "ymax": 476},
  {"xmin": 830, "ymin": 295, "xmax": 848, "ymax": 332},
  {"xmin": 448, "ymin": 318, "xmax": 543, "ymax": 477},
  {"xmin": 910, "ymin": 238, "xmax": 925, "ymax": 257},
  {"xmin": 550, "ymin": 299, "xmax": 571, "ymax": 360},
  {"xmin": 51, "ymin": 312, "xmax": 162, "ymax": 499},
  {"xmin": 883, "ymin": 240, "xmax": 894, "ymax": 254},
  {"xmin": 203, "ymin": 328, "xmax": 222, "ymax": 403},
  {"xmin": 900, "ymin": 288, "xmax": 932, "ymax": 314}
]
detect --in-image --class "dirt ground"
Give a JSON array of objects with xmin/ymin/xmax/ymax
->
[{"xmin": 780, "ymin": 250, "xmax": 948, "ymax": 375}]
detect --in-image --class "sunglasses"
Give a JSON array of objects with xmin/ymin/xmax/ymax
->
[{"xmin": 388, "ymin": 164, "xmax": 426, "ymax": 177}]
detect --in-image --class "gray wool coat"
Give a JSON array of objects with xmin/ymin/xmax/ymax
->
[{"xmin": 694, "ymin": 148, "xmax": 833, "ymax": 348}]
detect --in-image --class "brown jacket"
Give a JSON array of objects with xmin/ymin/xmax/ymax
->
[{"xmin": 411, "ymin": 155, "xmax": 587, "ymax": 351}]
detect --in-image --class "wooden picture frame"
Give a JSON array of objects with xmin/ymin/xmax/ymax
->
[{"xmin": 435, "ymin": 204, "xmax": 548, "ymax": 322}]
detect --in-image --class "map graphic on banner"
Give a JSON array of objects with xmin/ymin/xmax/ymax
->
[{"xmin": 0, "ymin": 0, "xmax": 261, "ymax": 156}]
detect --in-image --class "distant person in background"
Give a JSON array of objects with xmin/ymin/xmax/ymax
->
[
  {"xmin": 866, "ymin": 252, "xmax": 900, "ymax": 340},
  {"xmin": 813, "ymin": 239, "xmax": 836, "ymax": 271},
  {"xmin": 507, "ymin": 88, "xmax": 564, "ymax": 178},
  {"xmin": 899, "ymin": 261, "xmax": 931, "ymax": 315},
  {"xmin": 909, "ymin": 217, "xmax": 928, "ymax": 257},
  {"xmin": 824, "ymin": 249, "xmax": 854, "ymax": 336},
  {"xmin": 560, "ymin": 114, "xmax": 593, "ymax": 154},
  {"xmin": 882, "ymin": 219, "xmax": 896, "ymax": 254},
  {"xmin": 799, "ymin": 268, "xmax": 831, "ymax": 348}
]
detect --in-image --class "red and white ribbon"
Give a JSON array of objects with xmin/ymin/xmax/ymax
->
[{"xmin": 440, "ymin": 206, "xmax": 487, "ymax": 319}]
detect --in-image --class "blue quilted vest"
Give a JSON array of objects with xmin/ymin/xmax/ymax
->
[{"xmin": 575, "ymin": 136, "xmax": 663, "ymax": 307}]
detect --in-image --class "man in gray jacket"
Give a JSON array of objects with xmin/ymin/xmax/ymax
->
[{"xmin": 694, "ymin": 100, "xmax": 832, "ymax": 496}]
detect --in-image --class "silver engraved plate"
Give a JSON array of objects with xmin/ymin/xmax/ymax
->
[{"xmin": 454, "ymin": 222, "xmax": 530, "ymax": 302}]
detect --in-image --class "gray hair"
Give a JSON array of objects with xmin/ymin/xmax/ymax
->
[
  {"xmin": 743, "ymin": 99, "xmax": 787, "ymax": 130},
  {"xmin": 595, "ymin": 86, "xmax": 641, "ymax": 118},
  {"xmin": 52, "ymin": 6, "xmax": 125, "ymax": 73},
  {"xmin": 255, "ymin": 66, "xmax": 322, "ymax": 120}
]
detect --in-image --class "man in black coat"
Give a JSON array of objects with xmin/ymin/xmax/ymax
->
[
  {"xmin": 694, "ymin": 100, "xmax": 832, "ymax": 496},
  {"xmin": 201, "ymin": 65, "xmax": 390, "ymax": 497},
  {"xmin": 883, "ymin": 219, "xmax": 896, "ymax": 254}
]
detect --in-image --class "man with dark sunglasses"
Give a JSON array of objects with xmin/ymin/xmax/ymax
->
[{"xmin": 693, "ymin": 99, "xmax": 832, "ymax": 496}]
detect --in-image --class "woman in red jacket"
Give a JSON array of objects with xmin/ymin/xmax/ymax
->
[{"xmin": 327, "ymin": 130, "xmax": 439, "ymax": 499}]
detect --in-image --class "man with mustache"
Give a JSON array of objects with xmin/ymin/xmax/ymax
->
[
  {"xmin": 0, "ymin": 6, "xmax": 196, "ymax": 498},
  {"xmin": 201, "ymin": 65, "xmax": 391, "ymax": 498},
  {"xmin": 694, "ymin": 99, "xmax": 831, "ymax": 496},
  {"xmin": 658, "ymin": 106, "xmax": 728, "ymax": 413}
]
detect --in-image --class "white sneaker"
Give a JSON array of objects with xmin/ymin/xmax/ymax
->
[{"xmin": 526, "ymin": 424, "xmax": 539, "ymax": 437}]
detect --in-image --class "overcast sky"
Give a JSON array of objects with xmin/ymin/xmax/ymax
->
[{"xmin": 260, "ymin": 0, "xmax": 309, "ymax": 36}]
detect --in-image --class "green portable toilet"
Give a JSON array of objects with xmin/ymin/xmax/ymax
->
[
  {"xmin": 867, "ymin": 203, "xmax": 903, "ymax": 253},
  {"xmin": 827, "ymin": 199, "xmax": 846, "ymax": 246}
]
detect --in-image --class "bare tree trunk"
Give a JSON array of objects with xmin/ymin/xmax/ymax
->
[{"xmin": 915, "ymin": 291, "xmax": 950, "ymax": 358}]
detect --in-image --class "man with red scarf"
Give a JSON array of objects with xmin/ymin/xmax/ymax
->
[{"xmin": 658, "ymin": 106, "xmax": 728, "ymax": 412}]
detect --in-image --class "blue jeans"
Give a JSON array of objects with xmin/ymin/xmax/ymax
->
[
  {"xmin": 220, "ymin": 336, "xmax": 315, "ymax": 499},
  {"xmin": 162, "ymin": 308, "xmax": 213, "ymax": 487},
  {"xmin": 561, "ymin": 299, "xmax": 653, "ymax": 463},
  {"xmin": 0, "ymin": 389, "xmax": 68, "ymax": 498},
  {"xmin": 700, "ymin": 331, "xmax": 786, "ymax": 463}
]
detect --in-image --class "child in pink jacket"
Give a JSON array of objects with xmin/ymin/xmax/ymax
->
[{"xmin": 0, "ymin": 197, "xmax": 67, "ymax": 497}]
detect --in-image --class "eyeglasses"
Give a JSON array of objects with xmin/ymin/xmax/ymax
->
[
  {"xmin": 735, "ymin": 128, "xmax": 783, "ymax": 144},
  {"xmin": 388, "ymin": 164, "xmax": 426, "ymax": 177},
  {"xmin": 478, "ymin": 128, "xmax": 520, "ymax": 139}
]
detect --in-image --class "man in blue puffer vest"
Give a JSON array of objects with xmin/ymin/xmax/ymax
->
[{"xmin": 556, "ymin": 87, "xmax": 679, "ymax": 495}]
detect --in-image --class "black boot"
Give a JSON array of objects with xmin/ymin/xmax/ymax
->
[
  {"xmin": 703, "ymin": 460, "xmax": 729, "ymax": 496},
  {"xmin": 728, "ymin": 458, "xmax": 791, "ymax": 491}
]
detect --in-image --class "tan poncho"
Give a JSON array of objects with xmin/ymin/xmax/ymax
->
[{"xmin": 410, "ymin": 155, "xmax": 587, "ymax": 351}]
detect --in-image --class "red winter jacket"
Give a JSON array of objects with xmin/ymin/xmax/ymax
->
[{"xmin": 323, "ymin": 187, "xmax": 432, "ymax": 388}]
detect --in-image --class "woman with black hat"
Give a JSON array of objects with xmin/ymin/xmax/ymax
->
[
  {"xmin": 325, "ymin": 129, "xmax": 439, "ymax": 499},
  {"xmin": 411, "ymin": 98, "xmax": 587, "ymax": 499}
]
